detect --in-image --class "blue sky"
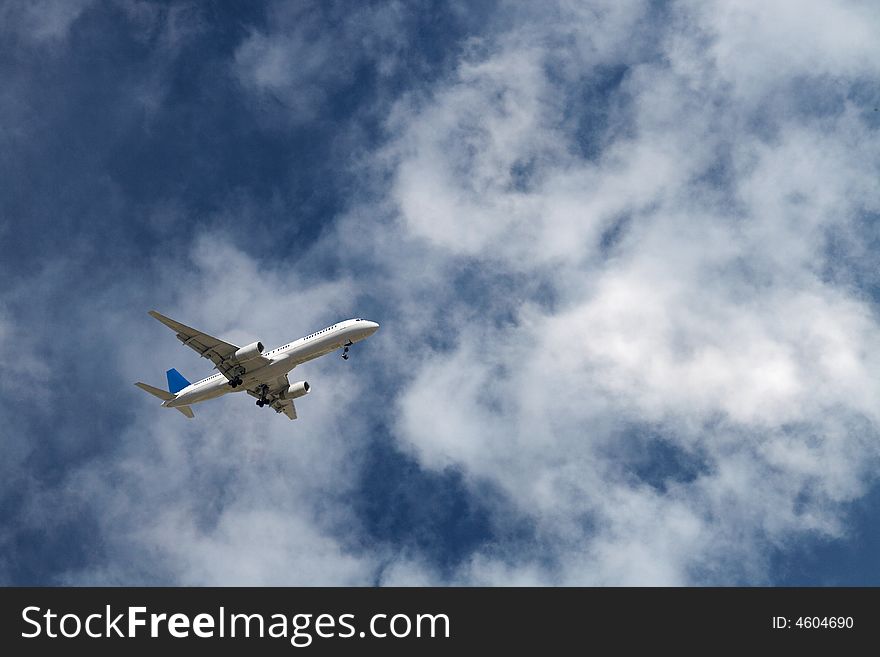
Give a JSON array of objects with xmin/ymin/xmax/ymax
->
[{"xmin": 2, "ymin": 0, "xmax": 880, "ymax": 585}]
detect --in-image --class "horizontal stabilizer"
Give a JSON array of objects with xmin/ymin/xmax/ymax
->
[
  {"xmin": 135, "ymin": 382, "xmax": 174, "ymax": 401},
  {"xmin": 175, "ymin": 405, "xmax": 195, "ymax": 419}
]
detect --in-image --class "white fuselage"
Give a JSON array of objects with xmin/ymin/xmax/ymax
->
[{"xmin": 164, "ymin": 318, "xmax": 379, "ymax": 408}]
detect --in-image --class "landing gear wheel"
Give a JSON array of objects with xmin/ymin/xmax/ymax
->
[
  {"xmin": 342, "ymin": 345, "xmax": 350, "ymax": 360},
  {"xmin": 255, "ymin": 384, "xmax": 269, "ymax": 408},
  {"xmin": 229, "ymin": 376, "xmax": 243, "ymax": 388}
]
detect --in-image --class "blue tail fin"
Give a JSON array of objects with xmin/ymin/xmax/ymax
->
[{"xmin": 166, "ymin": 368, "xmax": 191, "ymax": 394}]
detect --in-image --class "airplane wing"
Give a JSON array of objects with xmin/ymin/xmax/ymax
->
[
  {"xmin": 149, "ymin": 310, "xmax": 270, "ymax": 381},
  {"xmin": 277, "ymin": 400, "xmax": 297, "ymax": 420},
  {"xmin": 245, "ymin": 375, "xmax": 298, "ymax": 420}
]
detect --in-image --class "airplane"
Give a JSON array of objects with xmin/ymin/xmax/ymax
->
[{"xmin": 135, "ymin": 311, "xmax": 379, "ymax": 420}]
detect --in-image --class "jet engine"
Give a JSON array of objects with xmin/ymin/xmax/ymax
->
[
  {"xmin": 281, "ymin": 381, "xmax": 310, "ymax": 399},
  {"xmin": 233, "ymin": 341, "xmax": 264, "ymax": 362}
]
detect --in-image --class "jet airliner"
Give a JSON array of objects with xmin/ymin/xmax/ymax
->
[{"xmin": 136, "ymin": 311, "xmax": 379, "ymax": 420}]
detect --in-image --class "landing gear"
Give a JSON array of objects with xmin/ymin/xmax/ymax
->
[
  {"xmin": 342, "ymin": 339, "xmax": 353, "ymax": 360},
  {"xmin": 228, "ymin": 366, "xmax": 245, "ymax": 388},
  {"xmin": 255, "ymin": 383, "xmax": 269, "ymax": 407}
]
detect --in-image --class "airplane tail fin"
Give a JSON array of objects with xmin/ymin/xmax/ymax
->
[
  {"xmin": 166, "ymin": 368, "xmax": 191, "ymax": 394},
  {"xmin": 175, "ymin": 405, "xmax": 195, "ymax": 419},
  {"xmin": 135, "ymin": 382, "xmax": 174, "ymax": 401}
]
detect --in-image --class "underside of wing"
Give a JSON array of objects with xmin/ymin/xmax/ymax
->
[
  {"xmin": 246, "ymin": 375, "xmax": 298, "ymax": 420},
  {"xmin": 149, "ymin": 310, "xmax": 270, "ymax": 381},
  {"xmin": 275, "ymin": 399, "xmax": 297, "ymax": 420},
  {"xmin": 245, "ymin": 375, "xmax": 290, "ymax": 400}
]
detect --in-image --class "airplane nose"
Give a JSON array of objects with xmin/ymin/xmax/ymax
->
[{"xmin": 365, "ymin": 321, "xmax": 379, "ymax": 335}]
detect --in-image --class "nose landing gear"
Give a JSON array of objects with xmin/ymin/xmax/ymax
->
[{"xmin": 342, "ymin": 339, "xmax": 353, "ymax": 360}]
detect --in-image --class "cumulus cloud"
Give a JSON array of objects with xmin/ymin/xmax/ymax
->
[{"xmin": 343, "ymin": 0, "xmax": 880, "ymax": 584}]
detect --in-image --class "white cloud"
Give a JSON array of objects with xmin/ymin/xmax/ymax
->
[
  {"xmin": 232, "ymin": 0, "xmax": 411, "ymax": 123},
  {"xmin": 689, "ymin": 0, "xmax": 880, "ymax": 101},
  {"xmin": 344, "ymin": 0, "xmax": 880, "ymax": 584},
  {"xmin": 0, "ymin": 0, "xmax": 93, "ymax": 44}
]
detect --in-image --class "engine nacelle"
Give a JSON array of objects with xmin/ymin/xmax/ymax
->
[
  {"xmin": 233, "ymin": 341, "xmax": 264, "ymax": 362},
  {"xmin": 281, "ymin": 381, "xmax": 310, "ymax": 400}
]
